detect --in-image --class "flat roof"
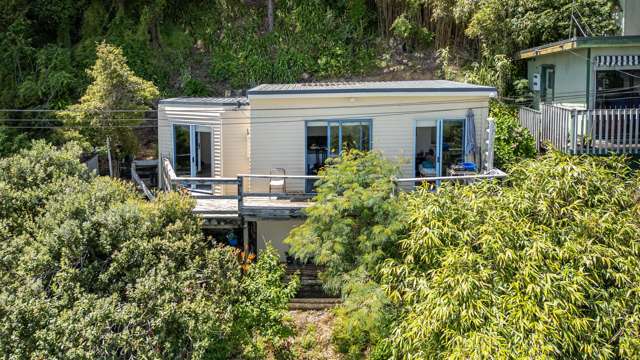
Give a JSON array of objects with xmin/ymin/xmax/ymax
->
[
  {"xmin": 159, "ymin": 97, "xmax": 249, "ymax": 106},
  {"xmin": 516, "ymin": 35, "xmax": 640, "ymax": 60},
  {"xmin": 247, "ymin": 80, "xmax": 496, "ymax": 95}
]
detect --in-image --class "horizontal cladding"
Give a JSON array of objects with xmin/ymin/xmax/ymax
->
[
  {"xmin": 249, "ymin": 96, "xmax": 490, "ymax": 192},
  {"xmin": 158, "ymin": 104, "xmax": 225, "ymax": 189}
]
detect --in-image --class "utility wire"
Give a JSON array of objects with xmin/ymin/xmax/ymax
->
[
  {"xmin": 0, "ymin": 105, "xmax": 490, "ymax": 129},
  {"xmin": 0, "ymin": 97, "xmax": 493, "ymax": 114}
]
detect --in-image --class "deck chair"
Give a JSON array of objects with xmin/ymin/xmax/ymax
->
[{"xmin": 269, "ymin": 168, "xmax": 286, "ymax": 193}]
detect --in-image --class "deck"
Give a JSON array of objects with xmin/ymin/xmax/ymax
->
[
  {"xmin": 160, "ymin": 158, "xmax": 507, "ymax": 223},
  {"xmin": 192, "ymin": 194, "xmax": 312, "ymax": 219}
]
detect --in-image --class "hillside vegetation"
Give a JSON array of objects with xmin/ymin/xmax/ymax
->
[
  {"xmin": 1, "ymin": 0, "xmax": 619, "ymax": 156},
  {"xmin": 2, "ymin": 0, "xmax": 619, "ymax": 108}
]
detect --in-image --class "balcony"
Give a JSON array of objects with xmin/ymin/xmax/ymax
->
[
  {"xmin": 160, "ymin": 158, "xmax": 507, "ymax": 222},
  {"xmin": 519, "ymin": 104, "xmax": 640, "ymax": 154}
]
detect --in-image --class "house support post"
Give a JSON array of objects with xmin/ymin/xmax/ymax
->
[
  {"xmin": 242, "ymin": 217, "xmax": 249, "ymax": 262},
  {"xmin": 571, "ymin": 109, "xmax": 578, "ymax": 154}
]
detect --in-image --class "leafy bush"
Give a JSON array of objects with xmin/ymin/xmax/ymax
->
[
  {"xmin": 331, "ymin": 281, "xmax": 394, "ymax": 359},
  {"xmin": 0, "ymin": 141, "xmax": 298, "ymax": 358},
  {"xmin": 285, "ymin": 150, "xmax": 405, "ymax": 294},
  {"xmin": 381, "ymin": 152, "xmax": 640, "ymax": 358},
  {"xmin": 491, "ymin": 101, "xmax": 536, "ymax": 168}
]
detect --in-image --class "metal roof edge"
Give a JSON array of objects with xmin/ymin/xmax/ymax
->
[
  {"xmin": 516, "ymin": 35, "xmax": 640, "ymax": 60},
  {"xmin": 159, "ymin": 98, "xmax": 249, "ymax": 106},
  {"xmin": 247, "ymin": 86, "xmax": 496, "ymax": 96}
]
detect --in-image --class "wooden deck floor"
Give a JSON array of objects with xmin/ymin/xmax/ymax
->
[{"xmin": 192, "ymin": 195, "xmax": 312, "ymax": 219}]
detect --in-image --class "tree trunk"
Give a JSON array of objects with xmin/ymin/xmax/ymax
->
[{"xmin": 267, "ymin": 0, "xmax": 274, "ymax": 32}]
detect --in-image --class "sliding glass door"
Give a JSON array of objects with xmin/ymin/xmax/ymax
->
[
  {"xmin": 172, "ymin": 124, "xmax": 212, "ymax": 178},
  {"xmin": 436, "ymin": 119, "xmax": 465, "ymax": 177},
  {"xmin": 174, "ymin": 124, "xmax": 193, "ymax": 176}
]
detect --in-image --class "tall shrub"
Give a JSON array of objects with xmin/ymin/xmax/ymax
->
[
  {"xmin": 59, "ymin": 42, "xmax": 159, "ymax": 158},
  {"xmin": 491, "ymin": 101, "xmax": 536, "ymax": 168},
  {"xmin": 381, "ymin": 152, "xmax": 640, "ymax": 358},
  {"xmin": 285, "ymin": 150, "xmax": 405, "ymax": 294},
  {"xmin": 0, "ymin": 142, "xmax": 298, "ymax": 358}
]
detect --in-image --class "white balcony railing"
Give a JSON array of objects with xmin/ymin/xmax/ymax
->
[{"xmin": 519, "ymin": 104, "xmax": 640, "ymax": 154}]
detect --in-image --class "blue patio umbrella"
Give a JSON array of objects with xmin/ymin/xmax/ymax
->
[{"xmin": 465, "ymin": 109, "xmax": 476, "ymax": 159}]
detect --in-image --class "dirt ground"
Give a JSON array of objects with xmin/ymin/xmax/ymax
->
[{"xmin": 287, "ymin": 310, "xmax": 343, "ymax": 360}]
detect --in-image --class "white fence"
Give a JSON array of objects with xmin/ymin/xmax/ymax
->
[{"xmin": 519, "ymin": 105, "xmax": 640, "ymax": 155}]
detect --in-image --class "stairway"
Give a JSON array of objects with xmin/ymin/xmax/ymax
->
[{"xmin": 286, "ymin": 264, "xmax": 341, "ymax": 311}]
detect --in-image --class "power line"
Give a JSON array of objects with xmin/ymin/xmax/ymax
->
[
  {"xmin": 0, "ymin": 97, "xmax": 493, "ymax": 114},
  {"xmin": 4, "ymin": 87, "xmax": 640, "ymax": 123},
  {"xmin": 3, "ymin": 81, "xmax": 638, "ymax": 120},
  {"xmin": 0, "ymin": 105, "xmax": 490, "ymax": 129}
]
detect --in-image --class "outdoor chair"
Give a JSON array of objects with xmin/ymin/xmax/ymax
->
[{"xmin": 269, "ymin": 168, "xmax": 286, "ymax": 193}]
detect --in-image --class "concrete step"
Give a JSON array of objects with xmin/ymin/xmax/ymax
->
[{"xmin": 289, "ymin": 298, "xmax": 341, "ymax": 311}]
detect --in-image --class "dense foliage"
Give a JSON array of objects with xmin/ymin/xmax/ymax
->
[
  {"xmin": 289, "ymin": 151, "xmax": 640, "ymax": 358},
  {"xmin": 60, "ymin": 42, "xmax": 159, "ymax": 158},
  {"xmin": 491, "ymin": 101, "xmax": 536, "ymax": 168},
  {"xmin": 0, "ymin": 1, "xmax": 620, "ymax": 150},
  {"xmin": 383, "ymin": 153, "xmax": 640, "ymax": 358},
  {"xmin": 285, "ymin": 150, "xmax": 405, "ymax": 294},
  {"xmin": 0, "ymin": 141, "xmax": 298, "ymax": 359}
]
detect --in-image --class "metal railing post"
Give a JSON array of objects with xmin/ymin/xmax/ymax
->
[
  {"xmin": 485, "ymin": 118, "xmax": 496, "ymax": 171},
  {"xmin": 237, "ymin": 176, "xmax": 244, "ymax": 212}
]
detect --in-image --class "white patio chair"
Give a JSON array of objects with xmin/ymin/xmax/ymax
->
[{"xmin": 269, "ymin": 168, "xmax": 286, "ymax": 193}]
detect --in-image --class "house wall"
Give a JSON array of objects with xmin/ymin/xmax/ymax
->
[
  {"xmin": 256, "ymin": 219, "xmax": 303, "ymax": 260},
  {"xmin": 248, "ymin": 95, "xmax": 490, "ymax": 192},
  {"xmin": 527, "ymin": 46, "xmax": 640, "ymax": 109},
  {"xmin": 621, "ymin": 0, "xmax": 640, "ymax": 36},
  {"xmin": 157, "ymin": 103, "xmax": 250, "ymax": 194},
  {"xmin": 527, "ymin": 49, "xmax": 589, "ymax": 109},
  {"xmin": 220, "ymin": 109, "xmax": 251, "ymax": 194}
]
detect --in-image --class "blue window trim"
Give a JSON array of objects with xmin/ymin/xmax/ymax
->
[
  {"xmin": 171, "ymin": 123, "xmax": 198, "ymax": 178},
  {"xmin": 437, "ymin": 118, "xmax": 466, "ymax": 178},
  {"xmin": 304, "ymin": 119, "xmax": 372, "ymax": 189},
  {"xmin": 413, "ymin": 118, "xmax": 466, "ymax": 178}
]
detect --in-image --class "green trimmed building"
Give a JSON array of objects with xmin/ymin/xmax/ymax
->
[{"xmin": 516, "ymin": 0, "xmax": 640, "ymax": 110}]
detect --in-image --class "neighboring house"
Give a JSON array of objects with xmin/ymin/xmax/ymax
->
[
  {"xmin": 158, "ymin": 80, "xmax": 499, "ymax": 260},
  {"xmin": 516, "ymin": 1, "xmax": 640, "ymax": 154},
  {"xmin": 517, "ymin": 36, "xmax": 640, "ymax": 110}
]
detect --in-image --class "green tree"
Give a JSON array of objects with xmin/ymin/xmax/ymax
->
[
  {"xmin": 381, "ymin": 152, "xmax": 640, "ymax": 358},
  {"xmin": 491, "ymin": 101, "xmax": 536, "ymax": 168},
  {"xmin": 285, "ymin": 150, "xmax": 403, "ymax": 359},
  {"xmin": 60, "ymin": 42, "xmax": 159, "ymax": 159},
  {"xmin": 0, "ymin": 141, "xmax": 298, "ymax": 358},
  {"xmin": 285, "ymin": 150, "xmax": 405, "ymax": 294}
]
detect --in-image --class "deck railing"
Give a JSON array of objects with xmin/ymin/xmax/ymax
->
[
  {"xmin": 159, "ymin": 158, "xmax": 507, "ymax": 215},
  {"xmin": 519, "ymin": 104, "xmax": 640, "ymax": 154},
  {"xmin": 131, "ymin": 162, "xmax": 155, "ymax": 200}
]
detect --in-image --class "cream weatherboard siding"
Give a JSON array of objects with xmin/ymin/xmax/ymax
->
[
  {"xmin": 157, "ymin": 103, "xmax": 250, "ymax": 195},
  {"xmin": 220, "ymin": 109, "xmax": 250, "ymax": 194},
  {"xmin": 248, "ymin": 95, "xmax": 490, "ymax": 192}
]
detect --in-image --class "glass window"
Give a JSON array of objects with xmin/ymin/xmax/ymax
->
[
  {"xmin": 305, "ymin": 120, "xmax": 371, "ymax": 184},
  {"xmin": 596, "ymin": 69, "xmax": 640, "ymax": 108},
  {"xmin": 174, "ymin": 124, "xmax": 191, "ymax": 176},
  {"xmin": 306, "ymin": 122, "xmax": 328, "ymax": 176}
]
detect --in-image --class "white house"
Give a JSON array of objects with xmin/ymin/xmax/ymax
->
[{"xmin": 157, "ymin": 80, "xmax": 498, "ymax": 259}]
